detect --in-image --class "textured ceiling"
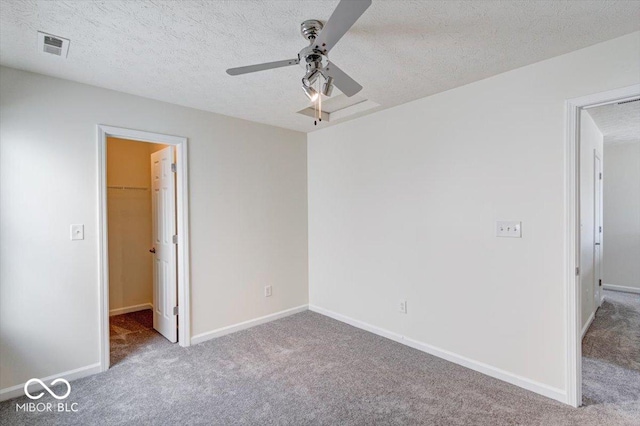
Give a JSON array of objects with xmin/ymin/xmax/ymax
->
[
  {"xmin": 588, "ymin": 100, "xmax": 640, "ymax": 145},
  {"xmin": 1, "ymin": 1, "xmax": 639, "ymax": 133}
]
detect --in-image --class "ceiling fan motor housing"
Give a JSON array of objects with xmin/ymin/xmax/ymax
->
[{"xmin": 299, "ymin": 20, "xmax": 329, "ymax": 71}]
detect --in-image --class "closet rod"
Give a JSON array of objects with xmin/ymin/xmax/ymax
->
[{"xmin": 107, "ymin": 186, "xmax": 149, "ymax": 191}]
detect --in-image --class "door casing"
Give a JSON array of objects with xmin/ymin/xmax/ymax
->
[{"xmin": 98, "ymin": 125, "xmax": 191, "ymax": 372}]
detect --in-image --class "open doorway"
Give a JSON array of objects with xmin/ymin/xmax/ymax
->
[
  {"xmin": 107, "ymin": 138, "xmax": 176, "ymax": 365},
  {"xmin": 580, "ymin": 100, "xmax": 640, "ymax": 407},
  {"xmin": 98, "ymin": 125, "xmax": 191, "ymax": 373},
  {"xmin": 566, "ymin": 84, "xmax": 640, "ymax": 407}
]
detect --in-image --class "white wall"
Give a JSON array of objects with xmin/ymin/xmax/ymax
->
[
  {"xmin": 0, "ymin": 66, "xmax": 308, "ymax": 391},
  {"xmin": 579, "ymin": 112, "xmax": 604, "ymax": 328},
  {"xmin": 603, "ymin": 140, "xmax": 640, "ymax": 291},
  {"xmin": 308, "ymin": 32, "xmax": 640, "ymax": 400}
]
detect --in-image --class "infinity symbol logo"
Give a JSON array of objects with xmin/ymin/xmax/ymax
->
[{"xmin": 24, "ymin": 378, "xmax": 71, "ymax": 400}]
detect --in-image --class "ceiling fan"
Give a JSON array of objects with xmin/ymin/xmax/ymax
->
[{"xmin": 226, "ymin": 0, "xmax": 372, "ymax": 120}]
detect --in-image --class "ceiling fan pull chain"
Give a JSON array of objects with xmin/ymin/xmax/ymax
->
[{"xmin": 318, "ymin": 77, "xmax": 322, "ymax": 122}]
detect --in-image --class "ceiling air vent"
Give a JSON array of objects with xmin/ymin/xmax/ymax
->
[{"xmin": 37, "ymin": 31, "xmax": 70, "ymax": 58}]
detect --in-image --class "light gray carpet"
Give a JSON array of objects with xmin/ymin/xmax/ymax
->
[
  {"xmin": 583, "ymin": 290, "xmax": 640, "ymax": 409},
  {"xmin": 108, "ymin": 309, "xmax": 156, "ymax": 367},
  {"xmin": 1, "ymin": 292, "xmax": 639, "ymax": 425}
]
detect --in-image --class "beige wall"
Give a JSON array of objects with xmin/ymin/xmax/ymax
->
[
  {"xmin": 307, "ymin": 32, "xmax": 640, "ymax": 400},
  {"xmin": 0, "ymin": 66, "xmax": 308, "ymax": 392},
  {"xmin": 107, "ymin": 137, "xmax": 168, "ymax": 312},
  {"xmin": 603, "ymin": 140, "xmax": 640, "ymax": 291}
]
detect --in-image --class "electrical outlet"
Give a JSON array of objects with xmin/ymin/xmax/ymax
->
[
  {"xmin": 399, "ymin": 300, "xmax": 407, "ymax": 314},
  {"xmin": 264, "ymin": 285, "xmax": 272, "ymax": 297}
]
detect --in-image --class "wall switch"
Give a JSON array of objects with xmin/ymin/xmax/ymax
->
[
  {"xmin": 496, "ymin": 221, "xmax": 522, "ymax": 238},
  {"xmin": 70, "ymin": 224, "xmax": 84, "ymax": 240},
  {"xmin": 264, "ymin": 285, "xmax": 272, "ymax": 297},
  {"xmin": 399, "ymin": 300, "xmax": 407, "ymax": 314}
]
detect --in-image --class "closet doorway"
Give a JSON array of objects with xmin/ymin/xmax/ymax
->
[{"xmin": 98, "ymin": 125, "xmax": 191, "ymax": 372}]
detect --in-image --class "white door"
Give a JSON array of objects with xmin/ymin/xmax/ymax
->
[
  {"xmin": 151, "ymin": 146, "xmax": 178, "ymax": 342},
  {"xmin": 594, "ymin": 152, "xmax": 603, "ymax": 308}
]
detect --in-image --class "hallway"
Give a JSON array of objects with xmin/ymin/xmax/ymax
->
[{"xmin": 582, "ymin": 290, "xmax": 640, "ymax": 413}]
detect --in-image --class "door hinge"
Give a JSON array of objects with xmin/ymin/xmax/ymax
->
[
  {"xmin": 172, "ymin": 306, "xmax": 179, "ymax": 315},
  {"xmin": 172, "ymin": 235, "xmax": 178, "ymax": 244},
  {"xmin": 171, "ymin": 163, "xmax": 177, "ymax": 173},
  {"xmin": 599, "ymin": 172, "xmax": 602, "ymax": 180},
  {"xmin": 599, "ymin": 226, "xmax": 602, "ymax": 233},
  {"xmin": 599, "ymin": 279, "xmax": 602, "ymax": 287},
  {"xmin": 576, "ymin": 267, "xmax": 580, "ymax": 276}
]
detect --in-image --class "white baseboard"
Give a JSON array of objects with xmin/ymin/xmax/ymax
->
[
  {"xmin": 109, "ymin": 303, "xmax": 153, "ymax": 316},
  {"xmin": 0, "ymin": 362, "xmax": 101, "ymax": 402},
  {"xmin": 309, "ymin": 304, "xmax": 567, "ymax": 405},
  {"xmin": 581, "ymin": 311, "xmax": 595, "ymax": 340},
  {"xmin": 191, "ymin": 304, "xmax": 308, "ymax": 345},
  {"xmin": 603, "ymin": 284, "xmax": 640, "ymax": 295}
]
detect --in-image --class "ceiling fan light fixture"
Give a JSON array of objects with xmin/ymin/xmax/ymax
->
[
  {"xmin": 302, "ymin": 85, "xmax": 319, "ymax": 102},
  {"xmin": 302, "ymin": 68, "xmax": 321, "ymax": 86},
  {"xmin": 322, "ymin": 76, "xmax": 334, "ymax": 97}
]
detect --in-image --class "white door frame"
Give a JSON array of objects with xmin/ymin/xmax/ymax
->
[
  {"xmin": 564, "ymin": 83, "xmax": 639, "ymax": 407},
  {"xmin": 97, "ymin": 125, "xmax": 191, "ymax": 372}
]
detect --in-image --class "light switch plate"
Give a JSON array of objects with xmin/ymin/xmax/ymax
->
[
  {"xmin": 496, "ymin": 221, "xmax": 521, "ymax": 238},
  {"xmin": 71, "ymin": 224, "xmax": 84, "ymax": 240}
]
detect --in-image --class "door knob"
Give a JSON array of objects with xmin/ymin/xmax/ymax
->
[{"xmin": 149, "ymin": 248, "xmax": 156, "ymax": 253}]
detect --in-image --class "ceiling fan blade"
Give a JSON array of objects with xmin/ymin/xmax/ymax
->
[
  {"xmin": 322, "ymin": 61, "xmax": 362, "ymax": 97},
  {"xmin": 226, "ymin": 58, "xmax": 299, "ymax": 76},
  {"xmin": 314, "ymin": 0, "xmax": 371, "ymax": 53}
]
